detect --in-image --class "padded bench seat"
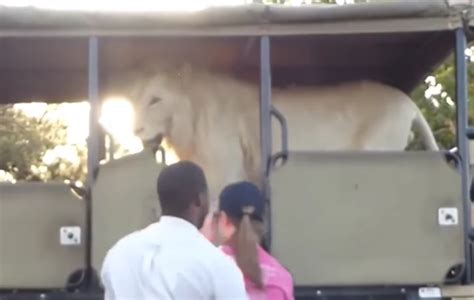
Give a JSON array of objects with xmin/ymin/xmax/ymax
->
[
  {"xmin": 0, "ymin": 183, "xmax": 85, "ymax": 289},
  {"xmin": 270, "ymin": 151, "xmax": 465, "ymax": 286}
]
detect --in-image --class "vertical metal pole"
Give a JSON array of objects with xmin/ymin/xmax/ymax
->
[
  {"xmin": 260, "ymin": 36, "xmax": 273, "ymax": 250},
  {"xmin": 88, "ymin": 37, "xmax": 101, "ymax": 186},
  {"xmin": 87, "ymin": 36, "xmax": 100, "ymax": 280},
  {"xmin": 260, "ymin": 36, "xmax": 272, "ymax": 180},
  {"xmin": 455, "ymin": 27, "xmax": 472, "ymax": 283}
]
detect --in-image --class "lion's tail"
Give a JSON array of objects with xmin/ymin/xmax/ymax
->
[{"xmin": 411, "ymin": 102, "xmax": 439, "ymax": 151}]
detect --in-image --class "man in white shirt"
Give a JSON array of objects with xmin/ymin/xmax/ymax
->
[{"xmin": 101, "ymin": 161, "xmax": 248, "ymax": 300}]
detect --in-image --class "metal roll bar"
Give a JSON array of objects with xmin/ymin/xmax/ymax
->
[
  {"xmin": 270, "ymin": 105, "xmax": 289, "ymax": 169},
  {"xmin": 455, "ymin": 26, "xmax": 473, "ymax": 283}
]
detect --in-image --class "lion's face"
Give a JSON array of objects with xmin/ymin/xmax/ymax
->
[{"xmin": 132, "ymin": 72, "xmax": 185, "ymax": 146}]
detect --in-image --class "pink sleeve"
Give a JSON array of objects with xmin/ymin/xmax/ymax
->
[
  {"xmin": 265, "ymin": 283, "xmax": 295, "ymax": 300},
  {"xmin": 266, "ymin": 286, "xmax": 287, "ymax": 299}
]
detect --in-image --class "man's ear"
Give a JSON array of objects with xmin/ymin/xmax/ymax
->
[{"xmin": 196, "ymin": 191, "xmax": 208, "ymax": 207}]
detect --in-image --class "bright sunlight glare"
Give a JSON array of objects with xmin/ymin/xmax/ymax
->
[
  {"xmin": 14, "ymin": 102, "xmax": 90, "ymax": 145},
  {"xmin": 100, "ymin": 97, "xmax": 180, "ymax": 163},
  {"xmin": 15, "ymin": 98, "xmax": 180, "ymax": 166},
  {"xmin": 100, "ymin": 97, "xmax": 142, "ymax": 153}
]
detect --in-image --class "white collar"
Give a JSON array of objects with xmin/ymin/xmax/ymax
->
[{"xmin": 156, "ymin": 215, "xmax": 198, "ymax": 232}]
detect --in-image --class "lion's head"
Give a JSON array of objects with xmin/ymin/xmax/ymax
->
[{"xmin": 130, "ymin": 63, "xmax": 195, "ymax": 151}]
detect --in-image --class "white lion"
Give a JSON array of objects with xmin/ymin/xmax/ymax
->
[{"xmin": 126, "ymin": 63, "xmax": 438, "ymax": 208}]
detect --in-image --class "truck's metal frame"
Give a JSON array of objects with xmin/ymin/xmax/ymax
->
[{"xmin": 455, "ymin": 26, "xmax": 472, "ymax": 285}]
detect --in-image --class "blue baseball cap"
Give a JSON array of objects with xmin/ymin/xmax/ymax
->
[{"xmin": 218, "ymin": 181, "xmax": 265, "ymax": 221}]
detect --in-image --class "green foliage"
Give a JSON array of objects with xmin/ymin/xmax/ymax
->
[
  {"xmin": 0, "ymin": 104, "xmax": 86, "ymax": 183},
  {"xmin": 409, "ymin": 52, "xmax": 474, "ymax": 150}
]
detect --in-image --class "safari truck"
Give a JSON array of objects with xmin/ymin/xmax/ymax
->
[{"xmin": 1, "ymin": 0, "xmax": 474, "ymax": 299}]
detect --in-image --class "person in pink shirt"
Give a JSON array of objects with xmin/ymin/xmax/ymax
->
[{"xmin": 213, "ymin": 181, "xmax": 294, "ymax": 300}]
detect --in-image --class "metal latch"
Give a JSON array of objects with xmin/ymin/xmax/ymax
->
[
  {"xmin": 438, "ymin": 208, "xmax": 459, "ymax": 226},
  {"xmin": 60, "ymin": 226, "xmax": 81, "ymax": 246}
]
